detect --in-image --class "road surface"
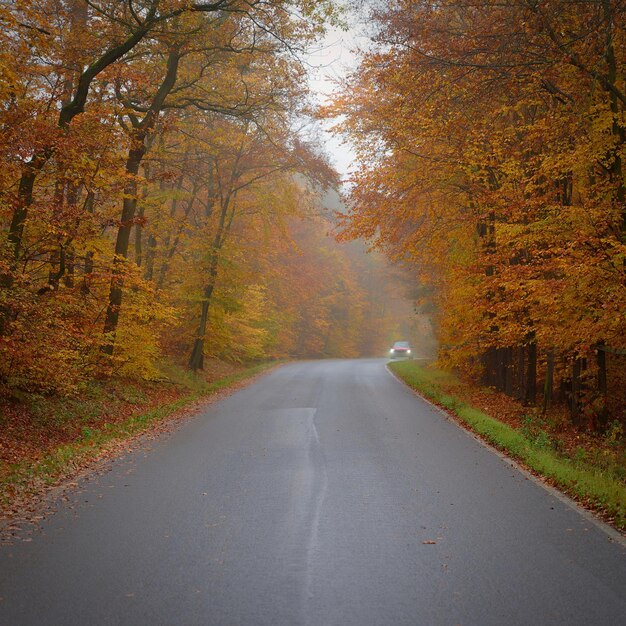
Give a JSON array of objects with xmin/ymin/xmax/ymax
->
[{"xmin": 1, "ymin": 359, "xmax": 625, "ymax": 625}]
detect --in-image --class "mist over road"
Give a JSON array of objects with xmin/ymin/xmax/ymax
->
[{"xmin": 1, "ymin": 359, "xmax": 625, "ymax": 625}]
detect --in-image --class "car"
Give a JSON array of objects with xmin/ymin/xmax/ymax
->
[{"xmin": 389, "ymin": 341, "xmax": 413, "ymax": 359}]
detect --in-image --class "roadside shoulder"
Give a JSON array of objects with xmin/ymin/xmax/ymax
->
[
  {"xmin": 0, "ymin": 361, "xmax": 281, "ymax": 537},
  {"xmin": 385, "ymin": 361, "xmax": 626, "ymax": 545}
]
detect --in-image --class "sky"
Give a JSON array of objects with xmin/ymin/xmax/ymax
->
[{"xmin": 306, "ymin": 22, "xmax": 362, "ymax": 182}]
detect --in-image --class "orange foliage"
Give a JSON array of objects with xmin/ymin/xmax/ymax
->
[{"xmin": 332, "ymin": 0, "xmax": 626, "ymax": 428}]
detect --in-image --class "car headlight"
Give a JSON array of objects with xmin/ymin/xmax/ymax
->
[
  {"xmin": 389, "ymin": 349, "xmax": 394, "ymax": 353},
  {"xmin": 407, "ymin": 350, "xmax": 411, "ymax": 354}
]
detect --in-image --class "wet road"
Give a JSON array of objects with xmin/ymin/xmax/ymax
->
[{"xmin": 1, "ymin": 359, "xmax": 625, "ymax": 625}]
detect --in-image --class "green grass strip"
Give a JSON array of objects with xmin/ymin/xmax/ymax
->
[
  {"xmin": 389, "ymin": 360, "xmax": 626, "ymax": 530},
  {"xmin": 1, "ymin": 362, "xmax": 276, "ymax": 503}
]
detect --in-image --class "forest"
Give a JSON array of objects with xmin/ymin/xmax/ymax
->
[
  {"xmin": 2, "ymin": 0, "xmax": 625, "ymax": 433},
  {"xmin": 1, "ymin": 0, "xmax": 626, "ymax": 598},
  {"xmin": 334, "ymin": 0, "xmax": 626, "ymax": 430},
  {"xmin": 0, "ymin": 0, "xmax": 410, "ymax": 400}
]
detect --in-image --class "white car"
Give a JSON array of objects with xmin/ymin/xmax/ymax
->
[{"xmin": 389, "ymin": 341, "xmax": 412, "ymax": 359}]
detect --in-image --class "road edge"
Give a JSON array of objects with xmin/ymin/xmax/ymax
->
[
  {"xmin": 385, "ymin": 363, "xmax": 626, "ymax": 548},
  {"xmin": 0, "ymin": 362, "xmax": 283, "ymax": 538}
]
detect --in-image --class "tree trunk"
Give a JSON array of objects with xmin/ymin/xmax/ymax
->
[
  {"xmin": 188, "ymin": 280, "xmax": 216, "ymax": 371},
  {"xmin": 134, "ymin": 163, "xmax": 152, "ymax": 267},
  {"xmin": 543, "ymin": 350, "xmax": 554, "ymax": 413},
  {"xmin": 135, "ymin": 205, "xmax": 144, "ymax": 267},
  {"xmin": 80, "ymin": 191, "xmax": 96, "ymax": 295},
  {"xmin": 596, "ymin": 342, "xmax": 608, "ymax": 429},
  {"xmin": 188, "ymin": 193, "xmax": 235, "ymax": 371},
  {"xmin": 101, "ymin": 48, "xmax": 181, "ymax": 354},
  {"xmin": 516, "ymin": 345, "xmax": 525, "ymax": 401},
  {"xmin": 102, "ymin": 146, "xmax": 146, "ymax": 354},
  {"xmin": 504, "ymin": 347, "xmax": 513, "ymax": 396},
  {"xmin": 524, "ymin": 335, "xmax": 537, "ymax": 406},
  {"xmin": 64, "ymin": 250, "xmax": 75, "ymax": 288},
  {"xmin": 571, "ymin": 358, "xmax": 583, "ymax": 428},
  {"xmin": 495, "ymin": 348, "xmax": 505, "ymax": 391}
]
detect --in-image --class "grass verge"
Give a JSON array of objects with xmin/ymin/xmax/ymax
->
[
  {"xmin": 389, "ymin": 360, "xmax": 626, "ymax": 532},
  {"xmin": 1, "ymin": 361, "xmax": 276, "ymax": 517}
]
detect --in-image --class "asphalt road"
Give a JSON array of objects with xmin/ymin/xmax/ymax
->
[{"xmin": 1, "ymin": 359, "xmax": 625, "ymax": 625}]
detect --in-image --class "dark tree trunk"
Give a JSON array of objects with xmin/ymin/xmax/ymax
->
[
  {"xmin": 543, "ymin": 350, "xmax": 554, "ymax": 413},
  {"xmin": 495, "ymin": 348, "xmax": 506, "ymax": 391},
  {"xmin": 42, "ymin": 247, "xmax": 67, "ymax": 295},
  {"xmin": 494, "ymin": 348, "xmax": 502, "ymax": 390},
  {"xmin": 596, "ymin": 343, "xmax": 608, "ymax": 429},
  {"xmin": 64, "ymin": 250, "xmax": 75, "ymax": 288},
  {"xmin": 80, "ymin": 191, "xmax": 96, "ymax": 294},
  {"xmin": 45, "ymin": 176, "xmax": 69, "ymax": 292},
  {"xmin": 102, "ymin": 146, "xmax": 146, "ymax": 354},
  {"xmin": 62, "ymin": 182, "xmax": 81, "ymax": 289},
  {"xmin": 504, "ymin": 347, "xmax": 513, "ymax": 396},
  {"xmin": 1, "ymin": 164, "xmax": 42, "ymax": 339},
  {"xmin": 81, "ymin": 250, "xmax": 94, "ymax": 295},
  {"xmin": 480, "ymin": 349, "xmax": 490, "ymax": 385},
  {"xmin": 188, "ymin": 192, "xmax": 235, "ymax": 371},
  {"xmin": 516, "ymin": 345, "xmax": 526, "ymax": 401},
  {"xmin": 135, "ymin": 163, "xmax": 152, "ymax": 268},
  {"xmin": 571, "ymin": 358, "xmax": 583, "ymax": 428},
  {"xmin": 135, "ymin": 204, "xmax": 144, "ymax": 267},
  {"xmin": 188, "ymin": 280, "xmax": 216, "ymax": 372},
  {"xmin": 525, "ymin": 336, "xmax": 537, "ymax": 406},
  {"xmin": 5, "ymin": 157, "xmax": 49, "ymax": 271},
  {"xmin": 101, "ymin": 48, "xmax": 181, "ymax": 355}
]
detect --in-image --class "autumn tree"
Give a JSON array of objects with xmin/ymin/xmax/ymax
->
[
  {"xmin": 333, "ymin": 0, "xmax": 626, "ymax": 427},
  {"xmin": 0, "ymin": 0, "xmax": 341, "ymax": 391},
  {"xmin": 0, "ymin": 0, "xmax": 416, "ymax": 398}
]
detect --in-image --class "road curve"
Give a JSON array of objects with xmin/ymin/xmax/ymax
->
[{"xmin": 0, "ymin": 359, "xmax": 625, "ymax": 625}]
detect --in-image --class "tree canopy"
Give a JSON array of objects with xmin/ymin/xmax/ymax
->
[
  {"xmin": 0, "ymin": 0, "xmax": 405, "ymax": 395},
  {"xmin": 332, "ymin": 0, "xmax": 626, "ymax": 427}
]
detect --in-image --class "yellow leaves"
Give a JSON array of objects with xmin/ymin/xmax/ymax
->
[
  {"xmin": 112, "ymin": 272, "xmax": 178, "ymax": 381},
  {"xmin": 207, "ymin": 284, "xmax": 272, "ymax": 362},
  {"xmin": 1, "ymin": 0, "xmax": 391, "ymax": 397}
]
